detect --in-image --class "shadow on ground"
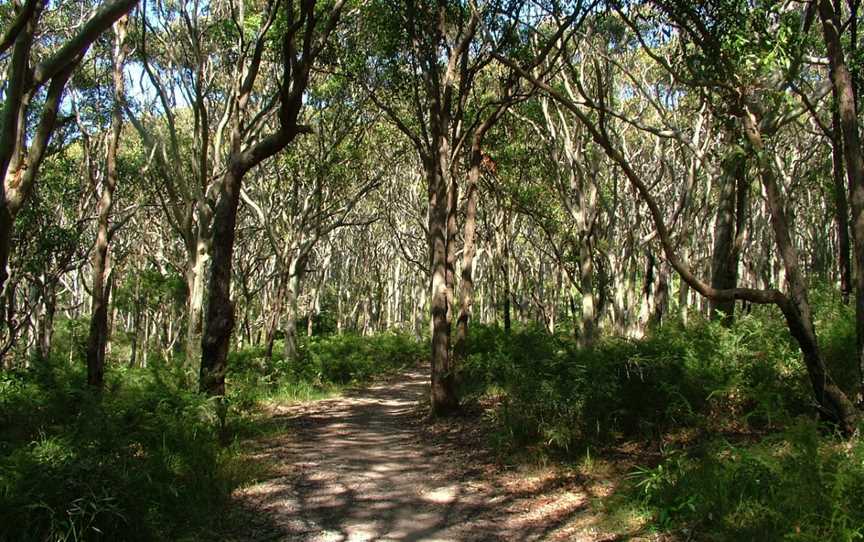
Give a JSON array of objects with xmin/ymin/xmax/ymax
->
[{"xmin": 223, "ymin": 367, "xmax": 646, "ymax": 542}]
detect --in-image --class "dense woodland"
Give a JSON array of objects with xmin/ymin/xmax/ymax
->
[{"xmin": 3, "ymin": 0, "xmax": 864, "ymax": 539}]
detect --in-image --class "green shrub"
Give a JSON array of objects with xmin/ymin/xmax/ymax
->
[
  {"xmin": 458, "ymin": 303, "xmax": 838, "ymax": 453},
  {"xmin": 0, "ymin": 360, "xmax": 240, "ymax": 541},
  {"xmin": 631, "ymin": 420, "xmax": 864, "ymax": 540}
]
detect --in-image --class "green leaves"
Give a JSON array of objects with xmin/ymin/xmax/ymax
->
[{"xmin": 659, "ymin": 0, "xmax": 807, "ymax": 90}]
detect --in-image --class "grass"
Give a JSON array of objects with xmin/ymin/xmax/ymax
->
[
  {"xmin": 0, "ymin": 330, "xmax": 426, "ymax": 541},
  {"xmin": 0, "ymin": 360, "xmax": 242, "ymax": 541},
  {"xmin": 4, "ymin": 293, "xmax": 860, "ymax": 541}
]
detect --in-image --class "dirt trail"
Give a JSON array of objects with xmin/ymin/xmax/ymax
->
[{"xmin": 228, "ymin": 366, "xmax": 632, "ymax": 541}]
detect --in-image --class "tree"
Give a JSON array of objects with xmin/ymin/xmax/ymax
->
[
  {"xmin": 199, "ymin": 0, "xmax": 345, "ymax": 396},
  {"xmin": 496, "ymin": 0, "xmax": 860, "ymax": 431},
  {"xmin": 84, "ymin": 15, "xmax": 130, "ymax": 388},
  {"xmin": 817, "ymin": 0, "xmax": 864, "ymax": 398},
  {"xmin": 0, "ymin": 0, "xmax": 138, "ymax": 349}
]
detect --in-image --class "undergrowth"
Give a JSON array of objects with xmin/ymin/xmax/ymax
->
[
  {"xmin": 0, "ymin": 361, "xmax": 240, "ymax": 541},
  {"xmin": 459, "ymin": 293, "xmax": 864, "ymax": 540},
  {"xmin": 459, "ymin": 308, "xmax": 810, "ymax": 452},
  {"xmin": 0, "ymin": 330, "xmax": 425, "ymax": 541},
  {"xmin": 628, "ymin": 421, "xmax": 864, "ymax": 541}
]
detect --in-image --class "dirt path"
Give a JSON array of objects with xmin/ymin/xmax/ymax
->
[{"xmin": 228, "ymin": 366, "xmax": 638, "ymax": 541}]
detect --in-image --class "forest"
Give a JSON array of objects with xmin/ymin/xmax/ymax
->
[{"xmin": 2, "ymin": 0, "xmax": 864, "ymax": 540}]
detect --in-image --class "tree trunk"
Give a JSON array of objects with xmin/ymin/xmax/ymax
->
[
  {"xmin": 743, "ymin": 110, "xmax": 858, "ymax": 432},
  {"xmin": 710, "ymin": 149, "xmax": 747, "ymax": 324},
  {"xmin": 498, "ymin": 214, "xmax": 512, "ymax": 333},
  {"xmin": 37, "ymin": 281, "xmax": 56, "ymax": 360},
  {"xmin": 578, "ymin": 241, "xmax": 596, "ymax": 347},
  {"xmin": 197, "ymin": 0, "xmax": 343, "ymax": 397},
  {"xmin": 831, "ymin": 102, "xmax": 853, "ymax": 303},
  {"xmin": 85, "ymin": 16, "xmax": 127, "ymax": 388},
  {"xmin": 283, "ymin": 271, "xmax": 300, "ymax": 362},
  {"xmin": 0, "ymin": 0, "xmax": 136, "ymax": 334},
  {"xmin": 650, "ymin": 261, "xmax": 670, "ymax": 329},
  {"xmin": 454, "ymin": 143, "xmax": 481, "ymax": 363},
  {"xmin": 427, "ymin": 153, "xmax": 457, "ymax": 415},
  {"xmin": 185, "ymin": 232, "xmax": 209, "ymax": 374},
  {"xmin": 0, "ymin": 210, "xmax": 11, "ymax": 330},
  {"xmin": 200, "ymin": 169, "xmax": 242, "ymax": 396},
  {"xmin": 264, "ymin": 272, "xmax": 288, "ymax": 360},
  {"xmin": 819, "ymin": 0, "xmax": 864, "ymax": 400}
]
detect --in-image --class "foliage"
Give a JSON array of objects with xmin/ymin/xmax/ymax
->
[
  {"xmin": 0, "ymin": 360, "xmax": 241, "ymax": 541},
  {"xmin": 630, "ymin": 420, "xmax": 864, "ymax": 540},
  {"xmin": 227, "ymin": 331, "xmax": 426, "ymax": 411},
  {"xmin": 458, "ymin": 296, "xmax": 855, "ymax": 453},
  {"xmin": 459, "ymin": 293, "xmax": 864, "ymax": 538},
  {"xmin": 0, "ymin": 329, "xmax": 426, "ymax": 541}
]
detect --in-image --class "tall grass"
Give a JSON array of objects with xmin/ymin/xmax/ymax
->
[{"xmin": 459, "ymin": 309, "xmax": 810, "ymax": 451}]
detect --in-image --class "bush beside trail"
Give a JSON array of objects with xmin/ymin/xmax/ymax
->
[{"xmin": 0, "ymin": 331, "xmax": 425, "ymax": 542}]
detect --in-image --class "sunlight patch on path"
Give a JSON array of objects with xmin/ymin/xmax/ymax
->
[{"xmin": 227, "ymin": 367, "xmax": 639, "ymax": 541}]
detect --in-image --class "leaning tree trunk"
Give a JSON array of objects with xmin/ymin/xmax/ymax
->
[
  {"xmin": 86, "ymin": 17, "xmax": 128, "ymax": 388},
  {"xmin": 743, "ymin": 111, "xmax": 858, "ymax": 432}
]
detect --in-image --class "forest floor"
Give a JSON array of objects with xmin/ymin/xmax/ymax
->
[{"xmin": 222, "ymin": 365, "xmax": 662, "ymax": 542}]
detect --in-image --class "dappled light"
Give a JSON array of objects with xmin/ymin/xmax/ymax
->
[
  {"xmin": 3, "ymin": 0, "xmax": 864, "ymax": 539},
  {"xmin": 226, "ymin": 368, "xmax": 630, "ymax": 542}
]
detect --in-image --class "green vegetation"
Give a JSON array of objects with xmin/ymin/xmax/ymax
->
[
  {"xmin": 458, "ymin": 293, "xmax": 864, "ymax": 539},
  {"xmin": 3, "ymin": 0, "xmax": 864, "ymax": 539},
  {"xmin": 0, "ymin": 331, "xmax": 425, "ymax": 542},
  {"xmin": 7, "ymin": 306, "xmax": 862, "ymax": 540},
  {"xmin": 629, "ymin": 422, "xmax": 864, "ymax": 541},
  {"xmin": 0, "ymin": 360, "xmax": 236, "ymax": 541}
]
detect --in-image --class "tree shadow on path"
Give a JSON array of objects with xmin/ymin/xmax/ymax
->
[{"xmin": 224, "ymin": 367, "xmax": 641, "ymax": 542}]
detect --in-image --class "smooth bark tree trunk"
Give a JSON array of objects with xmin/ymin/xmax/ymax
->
[
  {"xmin": 86, "ymin": 16, "xmax": 127, "ymax": 388},
  {"xmin": 831, "ymin": 102, "xmax": 852, "ymax": 303},
  {"xmin": 497, "ymin": 215, "xmax": 513, "ymax": 333},
  {"xmin": 37, "ymin": 281, "xmax": 56, "ymax": 360},
  {"xmin": 578, "ymin": 241, "xmax": 596, "ymax": 347},
  {"xmin": 650, "ymin": 261, "xmax": 670, "ymax": 329},
  {"xmin": 264, "ymin": 272, "xmax": 288, "ymax": 360},
  {"xmin": 819, "ymin": 0, "xmax": 864, "ymax": 399},
  {"xmin": 283, "ymin": 271, "xmax": 301, "ymax": 362},
  {"xmin": 0, "ymin": 210, "xmax": 11, "ymax": 325},
  {"xmin": 185, "ymin": 228, "xmax": 209, "ymax": 374}
]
